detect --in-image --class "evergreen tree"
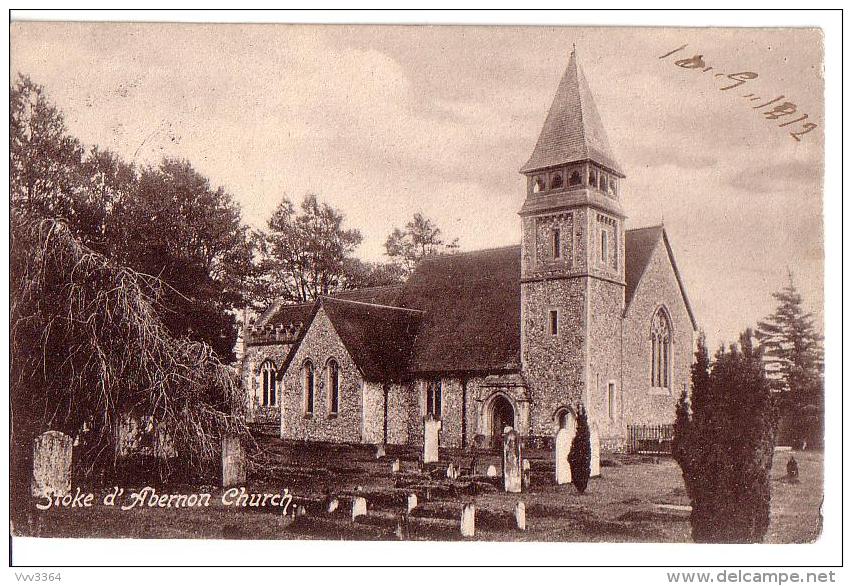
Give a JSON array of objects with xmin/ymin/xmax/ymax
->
[
  {"xmin": 755, "ymin": 271, "xmax": 823, "ymax": 408},
  {"xmin": 569, "ymin": 404, "xmax": 591, "ymax": 494},
  {"xmin": 673, "ymin": 329, "xmax": 778, "ymax": 542}
]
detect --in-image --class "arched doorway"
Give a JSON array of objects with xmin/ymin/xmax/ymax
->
[{"xmin": 490, "ymin": 395, "xmax": 515, "ymax": 446}]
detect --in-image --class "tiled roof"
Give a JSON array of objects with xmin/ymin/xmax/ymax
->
[
  {"xmin": 520, "ymin": 50, "xmax": 623, "ymax": 176},
  {"xmin": 263, "ymin": 285, "xmax": 405, "ymax": 329}
]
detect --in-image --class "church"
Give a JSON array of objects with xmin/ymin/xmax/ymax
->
[{"xmin": 239, "ymin": 49, "xmax": 698, "ymax": 452}]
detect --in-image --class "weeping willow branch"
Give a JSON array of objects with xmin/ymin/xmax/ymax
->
[{"xmin": 11, "ymin": 217, "xmax": 250, "ymax": 481}]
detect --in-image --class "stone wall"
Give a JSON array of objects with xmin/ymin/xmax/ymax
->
[
  {"xmin": 622, "ymin": 239, "xmax": 695, "ymax": 432},
  {"xmin": 241, "ymin": 342, "xmax": 292, "ymax": 424},
  {"xmin": 587, "ymin": 277, "xmax": 625, "ymax": 444},
  {"xmin": 278, "ymin": 307, "xmax": 365, "ymax": 443}
]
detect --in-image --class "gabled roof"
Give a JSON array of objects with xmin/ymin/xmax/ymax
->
[
  {"xmin": 263, "ymin": 284, "xmax": 405, "ymax": 329},
  {"xmin": 397, "ymin": 246, "xmax": 522, "ymax": 374},
  {"xmin": 280, "ymin": 296, "xmax": 422, "ymax": 382},
  {"xmin": 624, "ymin": 225, "xmax": 698, "ymax": 331},
  {"xmin": 520, "ymin": 49, "xmax": 623, "ymax": 176}
]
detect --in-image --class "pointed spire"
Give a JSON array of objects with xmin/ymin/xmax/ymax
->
[{"xmin": 521, "ymin": 48, "xmax": 623, "ymax": 176}]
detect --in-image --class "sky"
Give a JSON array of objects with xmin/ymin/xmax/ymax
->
[{"xmin": 10, "ymin": 23, "xmax": 824, "ymax": 349}]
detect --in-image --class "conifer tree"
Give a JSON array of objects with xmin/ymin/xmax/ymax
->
[{"xmin": 569, "ymin": 404, "xmax": 591, "ymax": 494}]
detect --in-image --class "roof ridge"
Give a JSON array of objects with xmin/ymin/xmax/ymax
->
[
  {"xmin": 626, "ymin": 224, "xmax": 664, "ymax": 233},
  {"xmin": 417, "ymin": 244, "xmax": 521, "ymax": 262},
  {"xmin": 321, "ymin": 296, "xmax": 425, "ymax": 314}
]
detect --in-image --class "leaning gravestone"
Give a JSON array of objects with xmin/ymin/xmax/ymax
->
[
  {"xmin": 31, "ymin": 431, "xmax": 72, "ymax": 498},
  {"xmin": 590, "ymin": 425, "xmax": 601, "ymax": 478},
  {"xmin": 503, "ymin": 428, "xmax": 522, "ymax": 493},
  {"xmin": 554, "ymin": 427, "xmax": 573, "ymax": 485},
  {"xmin": 423, "ymin": 418, "xmax": 442, "ymax": 464},
  {"xmin": 460, "ymin": 503, "xmax": 476, "ymax": 537},
  {"xmin": 221, "ymin": 434, "xmax": 246, "ymax": 487}
]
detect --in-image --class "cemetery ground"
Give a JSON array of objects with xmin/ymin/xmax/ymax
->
[{"xmin": 20, "ymin": 438, "xmax": 822, "ymax": 543}]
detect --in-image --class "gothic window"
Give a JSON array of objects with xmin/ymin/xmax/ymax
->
[
  {"xmin": 260, "ymin": 360, "xmax": 277, "ymax": 407},
  {"xmin": 327, "ymin": 359, "xmax": 340, "ymax": 416},
  {"xmin": 426, "ymin": 379, "xmax": 442, "ymax": 420},
  {"xmin": 588, "ymin": 168, "xmax": 598, "ymax": 189},
  {"xmin": 550, "ymin": 172, "xmax": 563, "ymax": 190},
  {"xmin": 303, "ymin": 360, "xmax": 315, "ymax": 415},
  {"xmin": 549, "ymin": 309, "xmax": 559, "ymax": 336},
  {"xmin": 601, "ymin": 230, "xmax": 609, "ymax": 264},
  {"xmin": 650, "ymin": 310, "xmax": 672, "ymax": 389},
  {"xmin": 569, "ymin": 170, "xmax": 582, "ymax": 186},
  {"xmin": 533, "ymin": 177, "xmax": 545, "ymax": 193},
  {"xmin": 552, "ymin": 228, "xmax": 561, "ymax": 259}
]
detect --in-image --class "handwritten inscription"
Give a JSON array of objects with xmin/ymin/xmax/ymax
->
[{"xmin": 660, "ymin": 45, "xmax": 818, "ymax": 143}]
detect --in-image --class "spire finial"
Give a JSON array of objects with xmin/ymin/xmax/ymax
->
[{"xmin": 572, "ymin": 42, "xmax": 576, "ymax": 55}]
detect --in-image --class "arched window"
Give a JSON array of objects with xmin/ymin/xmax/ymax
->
[
  {"xmin": 588, "ymin": 168, "xmax": 598, "ymax": 189},
  {"xmin": 303, "ymin": 361, "xmax": 315, "ymax": 415},
  {"xmin": 650, "ymin": 309, "xmax": 672, "ymax": 389},
  {"xmin": 550, "ymin": 173, "xmax": 563, "ymax": 190},
  {"xmin": 533, "ymin": 177, "xmax": 545, "ymax": 193},
  {"xmin": 569, "ymin": 170, "xmax": 582, "ymax": 186},
  {"xmin": 600, "ymin": 174, "xmax": 609, "ymax": 193},
  {"xmin": 426, "ymin": 379, "xmax": 442, "ymax": 420},
  {"xmin": 327, "ymin": 359, "xmax": 340, "ymax": 416},
  {"xmin": 260, "ymin": 360, "xmax": 277, "ymax": 407}
]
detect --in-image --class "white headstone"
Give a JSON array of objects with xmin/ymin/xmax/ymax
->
[
  {"xmin": 352, "ymin": 496, "xmax": 367, "ymax": 520},
  {"xmin": 514, "ymin": 501, "xmax": 527, "ymax": 531},
  {"xmin": 460, "ymin": 503, "xmax": 476, "ymax": 537},
  {"xmin": 375, "ymin": 444, "xmax": 386, "ymax": 459},
  {"xmin": 221, "ymin": 435, "xmax": 246, "ymax": 487},
  {"xmin": 503, "ymin": 429, "xmax": 522, "ymax": 493},
  {"xmin": 31, "ymin": 431, "xmax": 72, "ymax": 498},
  {"xmin": 486, "ymin": 464, "xmax": 498, "ymax": 478},
  {"xmin": 590, "ymin": 425, "xmax": 601, "ymax": 478},
  {"xmin": 407, "ymin": 493, "xmax": 418, "ymax": 513},
  {"xmin": 555, "ymin": 427, "xmax": 573, "ymax": 485},
  {"xmin": 522, "ymin": 459, "xmax": 531, "ymax": 489},
  {"xmin": 391, "ymin": 458, "xmax": 401, "ymax": 473},
  {"xmin": 423, "ymin": 419, "xmax": 442, "ymax": 464},
  {"xmin": 446, "ymin": 462, "xmax": 460, "ymax": 480},
  {"xmin": 327, "ymin": 497, "xmax": 339, "ymax": 513}
]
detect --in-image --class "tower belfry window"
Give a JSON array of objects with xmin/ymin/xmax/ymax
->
[
  {"xmin": 552, "ymin": 228, "xmax": 561, "ymax": 259},
  {"xmin": 550, "ymin": 173, "xmax": 563, "ymax": 190}
]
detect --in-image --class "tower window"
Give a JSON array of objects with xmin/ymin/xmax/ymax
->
[
  {"xmin": 327, "ymin": 359, "xmax": 340, "ymax": 416},
  {"xmin": 607, "ymin": 382, "xmax": 616, "ymax": 420},
  {"xmin": 426, "ymin": 379, "xmax": 442, "ymax": 419},
  {"xmin": 600, "ymin": 174, "xmax": 608, "ymax": 193},
  {"xmin": 550, "ymin": 173, "xmax": 563, "ymax": 190},
  {"xmin": 601, "ymin": 230, "xmax": 609, "ymax": 263},
  {"xmin": 552, "ymin": 228, "xmax": 561, "ymax": 259},
  {"xmin": 533, "ymin": 176, "xmax": 545, "ymax": 193},
  {"xmin": 651, "ymin": 309, "xmax": 672, "ymax": 389},
  {"xmin": 589, "ymin": 168, "xmax": 598, "ymax": 189},
  {"xmin": 569, "ymin": 170, "xmax": 582, "ymax": 186},
  {"xmin": 303, "ymin": 360, "xmax": 315, "ymax": 415},
  {"xmin": 549, "ymin": 309, "xmax": 559, "ymax": 336},
  {"xmin": 260, "ymin": 360, "xmax": 277, "ymax": 407}
]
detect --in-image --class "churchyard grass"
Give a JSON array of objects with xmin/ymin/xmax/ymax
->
[{"xmin": 19, "ymin": 439, "xmax": 821, "ymax": 543}]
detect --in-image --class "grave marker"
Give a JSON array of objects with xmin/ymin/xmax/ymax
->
[
  {"xmin": 423, "ymin": 418, "xmax": 442, "ymax": 464},
  {"xmin": 514, "ymin": 501, "xmax": 527, "ymax": 531},
  {"xmin": 460, "ymin": 503, "xmax": 476, "ymax": 537},
  {"xmin": 554, "ymin": 427, "xmax": 573, "ymax": 485},
  {"xmin": 352, "ymin": 496, "xmax": 367, "ymax": 521},
  {"xmin": 503, "ymin": 428, "xmax": 522, "ymax": 493}
]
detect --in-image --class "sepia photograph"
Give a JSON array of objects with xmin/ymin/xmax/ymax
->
[{"xmin": 6, "ymin": 9, "xmax": 840, "ymax": 571}]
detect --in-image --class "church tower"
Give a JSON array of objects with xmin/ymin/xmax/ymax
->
[{"xmin": 519, "ymin": 48, "xmax": 626, "ymax": 441}]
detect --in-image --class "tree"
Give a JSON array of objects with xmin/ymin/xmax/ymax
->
[
  {"xmin": 341, "ymin": 258, "xmax": 406, "ymax": 290},
  {"xmin": 569, "ymin": 404, "xmax": 591, "ymax": 494},
  {"xmin": 110, "ymin": 159, "xmax": 254, "ymax": 360},
  {"xmin": 10, "ymin": 75, "xmax": 86, "ymax": 232},
  {"xmin": 257, "ymin": 194, "xmax": 363, "ymax": 303},
  {"xmin": 384, "ymin": 212, "xmax": 459, "ymax": 274},
  {"xmin": 755, "ymin": 272, "xmax": 823, "ymax": 410},
  {"xmin": 10, "ymin": 218, "xmax": 247, "ymax": 527},
  {"xmin": 673, "ymin": 329, "xmax": 778, "ymax": 543}
]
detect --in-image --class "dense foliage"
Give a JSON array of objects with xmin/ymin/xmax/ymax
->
[{"xmin": 569, "ymin": 404, "xmax": 591, "ymax": 494}]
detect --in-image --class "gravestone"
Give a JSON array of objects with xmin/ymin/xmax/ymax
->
[
  {"xmin": 486, "ymin": 464, "xmax": 498, "ymax": 478},
  {"xmin": 395, "ymin": 513, "xmax": 410, "ymax": 540},
  {"xmin": 522, "ymin": 459, "xmax": 531, "ymax": 490},
  {"xmin": 554, "ymin": 427, "xmax": 573, "ymax": 485},
  {"xmin": 327, "ymin": 497, "xmax": 339, "ymax": 514},
  {"xmin": 590, "ymin": 425, "xmax": 601, "ymax": 478},
  {"xmin": 460, "ymin": 503, "xmax": 476, "ymax": 537},
  {"xmin": 446, "ymin": 463, "xmax": 460, "ymax": 480},
  {"xmin": 514, "ymin": 501, "xmax": 527, "ymax": 531},
  {"xmin": 352, "ymin": 496, "xmax": 367, "ymax": 521},
  {"xmin": 221, "ymin": 435, "xmax": 246, "ymax": 487},
  {"xmin": 502, "ymin": 428, "xmax": 522, "ymax": 493},
  {"xmin": 423, "ymin": 419, "xmax": 442, "ymax": 464},
  {"xmin": 391, "ymin": 458, "xmax": 401, "ymax": 473},
  {"xmin": 407, "ymin": 493, "xmax": 418, "ymax": 513},
  {"xmin": 31, "ymin": 431, "xmax": 72, "ymax": 498},
  {"xmin": 375, "ymin": 444, "xmax": 386, "ymax": 459}
]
